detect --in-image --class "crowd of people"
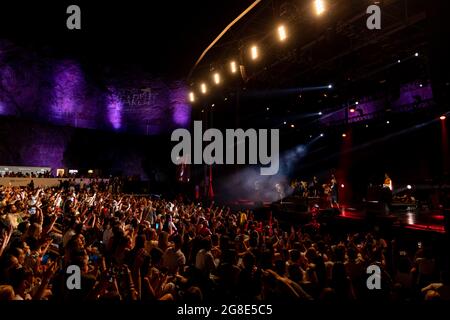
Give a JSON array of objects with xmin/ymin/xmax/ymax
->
[
  {"xmin": 0, "ymin": 179, "xmax": 448, "ymax": 302},
  {"xmin": 1, "ymin": 171, "xmax": 54, "ymax": 178}
]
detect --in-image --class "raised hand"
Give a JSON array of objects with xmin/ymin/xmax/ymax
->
[
  {"xmin": 43, "ymin": 260, "xmax": 59, "ymax": 281},
  {"xmin": 0, "ymin": 225, "xmax": 14, "ymax": 257}
]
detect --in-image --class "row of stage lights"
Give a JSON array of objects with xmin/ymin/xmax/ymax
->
[{"xmin": 188, "ymin": 0, "xmax": 328, "ymax": 103}]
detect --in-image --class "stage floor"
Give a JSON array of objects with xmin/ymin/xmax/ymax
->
[
  {"xmin": 339, "ymin": 207, "xmax": 445, "ymax": 234},
  {"xmin": 229, "ymin": 199, "xmax": 446, "ymax": 234}
]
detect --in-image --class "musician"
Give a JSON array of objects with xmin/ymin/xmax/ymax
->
[
  {"xmin": 301, "ymin": 181, "xmax": 309, "ymax": 198},
  {"xmin": 309, "ymin": 176, "xmax": 320, "ymax": 197},
  {"xmin": 382, "ymin": 173, "xmax": 393, "ymax": 213},
  {"xmin": 291, "ymin": 179, "xmax": 301, "ymax": 197},
  {"xmin": 330, "ymin": 175, "xmax": 340, "ymax": 209},
  {"xmin": 383, "ymin": 173, "xmax": 393, "ymax": 191},
  {"xmin": 275, "ymin": 182, "xmax": 285, "ymax": 203}
]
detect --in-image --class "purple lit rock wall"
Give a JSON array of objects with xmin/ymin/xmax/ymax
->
[
  {"xmin": 0, "ymin": 116, "xmax": 175, "ymax": 180},
  {"xmin": 0, "ymin": 40, "xmax": 191, "ymax": 135},
  {"xmin": 0, "ymin": 118, "xmax": 71, "ymax": 169}
]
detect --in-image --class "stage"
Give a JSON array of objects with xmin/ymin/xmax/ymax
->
[
  {"xmin": 339, "ymin": 206, "xmax": 445, "ymax": 234},
  {"xmin": 228, "ymin": 198, "xmax": 446, "ymax": 235}
]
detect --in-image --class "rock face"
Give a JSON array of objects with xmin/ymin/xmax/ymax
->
[
  {"xmin": 0, "ymin": 40, "xmax": 190, "ymax": 177},
  {"xmin": 0, "ymin": 118, "xmax": 70, "ymax": 169},
  {"xmin": 0, "ymin": 117, "xmax": 174, "ymax": 180},
  {"xmin": 0, "ymin": 40, "xmax": 191, "ymax": 135}
]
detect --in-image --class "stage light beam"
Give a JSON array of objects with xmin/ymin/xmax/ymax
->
[
  {"xmin": 230, "ymin": 61, "xmax": 237, "ymax": 73},
  {"xmin": 213, "ymin": 72, "xmax": 221, "ymax": 85},
  {"xmin": 251, "ymin": 45, "xmax": 258, "ymax": 60},
  {"xmin": 314, "ymin": 0, "xmax": 326, "ymax": 16},
  {"xmin": 200, "ymin": 83, "xmax": 207, "ymax": 94},
  {"xmin": 189, "ymin": 91, "xmax": 195, "ymax": 102},
  {"xmin": 278, "ymin": 25, "xmax": 287, "ymax": 41}
]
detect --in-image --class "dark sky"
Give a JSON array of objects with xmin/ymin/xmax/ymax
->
[{"xmin": 0, "ymin": 0, "xmax": 252, "ymax": 78}]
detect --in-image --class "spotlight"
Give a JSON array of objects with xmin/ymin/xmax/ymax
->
[
  {"xmin": 386, "ymin": 120, "xmax": 390, "ymax": 124},
  {"xmin": 278, "ymin": 25, "xmax": 287, "ymax": 41},
  {"xmin": 230, "ymin": 61, "xmax": 237, "ymax": 74},
  {"xmin": 419, "ymin": 84, "xmax": 423, "ymax": 88},
  {"xmin": 415, "ymin": 52, "xmax": 419, "ymax": 57},
  {"xmin": 342, "ymin": 133, "xmax": 347, "ymax": 138},
  {"xmin": 340, "ymin": 184, "xmax": 345, "ymax": 188},
  {"xmin": 284, "ymin": 121, "xmax": 287, "ymax": 125},
  {"xmin": 211, "ymin": 104, "xmax": 215, "ymax": 107},
  {"xmin": 213, "ymin": 72, "xmax": 221, "ymax": 85},
  {"xmin": 200, "ymin": 83, "xmax": 207, "ymax": 94},
  {"xmin": 189, "ymin": 91, "xmax": 195, "ymax": 103},
  {"xmin": 250, "ymin": 45, "xmax": 258, "ymax": 60},
  {"xmin": 365, "ymin": 124, "xmax": 369, "ymax": 128},
  {"xmin": 440, "ymin": 115, "xmax": 447, "ymax": 121},
  {"xmin": 290, "ymin": 124, "xmax": 295, "ymax": 128},
  {"xmin": 328, "ymin": 84, "xmax": 333, "ymax": 89},
  {"xmin": 320, "ymin": 133, "xmax": 324, "ymax": 137},
  {"xmin": 314, "ymin": 0, "xmax": 326, "ymax": 16},
  {"xmin": 266, "ymin": 107, "xmax": 270, "ymax": 111},
  {"xmin": 407, "ymin": 185, "xmax": 412, "ymax": 190},
  {"xmin": 355, "ymin": 101, "xmax": 359, "ymax": 105},
  {"xmin": 224, "ymin": 97, "xmax": 228, "ymax": 101},
  {"xmin": 318, "ymin": 111, "xmax": 323, "ymax": 116},
  {"xmin": 349, "ymin": 108, "xmax": 355, "ymax": 113},
  {"xmin": 397, "ymin": 59, "xmax": 401, "ymax": 63}
]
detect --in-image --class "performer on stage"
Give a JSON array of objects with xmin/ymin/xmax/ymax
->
[
  {"xmin": 275, "ymin": 182, "xmax": 285, "ymax": 203},
  {"xmin": 383, "ymin": 173, "xmax": 393, "ymax": 191},
  {"xmin": 330, "ymin": 174, "xmax": 340, "ymax": 209},
  {"xmin": 309, "ymin": 176, "xmax": 320, "ymax": 197},
  {"xmin": 382, "ymin": 173, "xmax": 393, "ymax": 213}
]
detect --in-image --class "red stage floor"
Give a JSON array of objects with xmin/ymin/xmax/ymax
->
[
  {"xmin": 339, "ymin": 207, "xmax": 445, "ymax": 233},
  {"xmin": 229, "ymin": 199, "xmax": 446, "ymax": 234}
]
